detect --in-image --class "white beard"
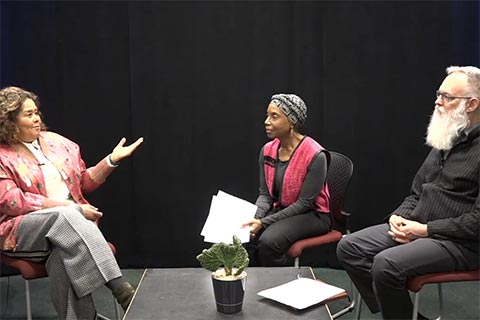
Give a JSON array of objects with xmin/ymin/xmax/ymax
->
[{"xmin": 426, "ymin": 102, "xmax": 470, "ymax": 150}]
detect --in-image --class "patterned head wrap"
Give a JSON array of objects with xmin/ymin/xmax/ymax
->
[{"xmin": 270, "ymin": 93, "xmax": 307, "ymax": 128}]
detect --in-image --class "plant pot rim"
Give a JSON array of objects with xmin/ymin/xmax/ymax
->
[{"xmin": 212, "ymin": 268, "xmax": 247, "ymax": 281}]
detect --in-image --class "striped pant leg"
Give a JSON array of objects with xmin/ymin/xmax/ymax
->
[
  {"xmin": 46, "ymin": 248, "xmax": 97, "ymax": 319},
  {"xmin": 12, "ymin": 206, "xmax": 122, "ymax": 318},
  {"xmin": 42, "ymin": 206, "xmax": 121, "ymax": 297}
]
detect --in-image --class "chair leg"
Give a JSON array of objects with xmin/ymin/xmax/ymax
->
[
  {"xmin": 294, "ymin": 257, "xmax": 300, "ymax": 268},
  {"xmin": 412, "ymin": 292, "xmax": 419, "ymax": 320},
  {"xmin": 22, "ymin": 278, "xmax": 121, "ymax": 320},
  {"xmin": 437, "ymin": 283, "xmax": 443, "ymax": 320},
  {"xmin": 355, "ymin": 290, "xmax": 362, "ymax": 320},
  {"xmin": 25, "ymin": 280, "xmax": 32, "ymax": 320},
  {"xmin": 331, "ymin": 282, "xmax": 360, "ymax": 319},
  {"xmin": 412, "ymin": 285, "xmax": 444, "ymax": 320}
]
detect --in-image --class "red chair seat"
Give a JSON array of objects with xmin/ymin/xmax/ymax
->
[
  {"xmin": 1, "ymin": 255, "xmax": 47, "ymax": 279},
  {"xmin": 407, "ymin": 269, "xmax": 480, "ymax": 292},
  {"xmin": 1, "ymin": 242, "xmax": 117, "ymax": 280},
  {"xmin": 287, "ymin": 230, "xmax": 343, "ymax": 258}
]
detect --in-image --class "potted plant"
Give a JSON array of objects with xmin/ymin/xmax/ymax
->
[{"xmin": 196, "ymin": 235, "xmax": 249, "ymax": 314}]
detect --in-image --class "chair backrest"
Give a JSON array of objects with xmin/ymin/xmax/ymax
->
[{"xmin": 326, "ymin": 151, "xmax": 354, "ymax": 229}]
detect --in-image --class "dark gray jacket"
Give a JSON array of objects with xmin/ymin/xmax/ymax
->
[{"xmin": 394, "ymin": 123, "xmax": 480, "ymax": 252}]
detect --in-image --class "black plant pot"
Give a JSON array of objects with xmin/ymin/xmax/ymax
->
[{"xmin": 211, "ymin": 272, "xmax": 247, "ymax": 314}]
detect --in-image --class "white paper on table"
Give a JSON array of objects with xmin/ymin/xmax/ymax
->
[
  {"xmin": 257, "ymin": 277, "xmax": 346, "ymax": 310},
  {"xmin": 200, "ymin": 190, "xmax": 257, "ymax": 244}
]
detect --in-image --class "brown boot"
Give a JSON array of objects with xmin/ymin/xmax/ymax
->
[{"xmin": 112, "ymin": 282, "xmax": 136, "ymax": 311}]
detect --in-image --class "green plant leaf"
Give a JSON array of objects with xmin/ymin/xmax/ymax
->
[{"xmin": 196, "ymin": 235, "xmax": 249, "ymax": 276}]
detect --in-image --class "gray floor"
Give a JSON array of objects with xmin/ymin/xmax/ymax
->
[
  {"xmin": 0, "ymin": 269, "xmax": 144, "ymax": 320},
  {"xmin": 0, "ymin": 268, "xmax": 478, "ymax": 320},
  {"xmin": 312, "ymin": 268, "xmax": 480, "ymax": 320}
]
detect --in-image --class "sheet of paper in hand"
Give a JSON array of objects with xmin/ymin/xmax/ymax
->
[{"xmin": 200, "ymin": 190, "xmax": 257, "ymax": 243}]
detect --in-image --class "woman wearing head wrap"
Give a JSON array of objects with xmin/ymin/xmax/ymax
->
[
  {"xmin": 0, "ymin": 86, "xmax": 144, "ymax": 319},
  {"xmin": 242, "ymin": 93, "xmax": 331, "ymax": 266}
]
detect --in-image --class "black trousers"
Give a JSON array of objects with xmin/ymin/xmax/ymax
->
[
  {"xmin": 336, "ymin": 223, "xmax": 479, "ymax": 320},
  {"xmin": 247, "ymin": 210, "xmax": 331, "ymax": 267}
]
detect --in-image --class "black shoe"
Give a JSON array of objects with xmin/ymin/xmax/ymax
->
[{"xmin": 112, "ymin": 282, "xmax": 136, "ymax": 311}]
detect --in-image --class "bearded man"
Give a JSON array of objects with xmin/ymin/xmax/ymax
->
[{"xmin": 337, "ymin": 66, "xmax": 480, "ymax": 320}]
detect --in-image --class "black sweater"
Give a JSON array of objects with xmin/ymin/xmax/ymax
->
[{"xmin": 394, "ymin": 123, "xmax": 480, "ymax": 252}]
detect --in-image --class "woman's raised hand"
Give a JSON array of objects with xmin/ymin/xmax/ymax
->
[{"xmin": 110, "ymin": 137, "xmax": 144, "ymax": 163}]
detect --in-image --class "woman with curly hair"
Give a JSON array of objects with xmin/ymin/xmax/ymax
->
[{"xmin": 0, "ymin": 86, "xmax": 143, "ymax": 319}]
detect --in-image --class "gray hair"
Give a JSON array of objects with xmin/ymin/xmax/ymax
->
[{"xmin": 446, "ymin": 66, "xmax": 480, "ymax": 98}]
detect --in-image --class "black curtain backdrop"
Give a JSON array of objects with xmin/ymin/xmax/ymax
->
[{"xmin": 1, "ymin": 1, "xmax": 479, "ymax": 268}]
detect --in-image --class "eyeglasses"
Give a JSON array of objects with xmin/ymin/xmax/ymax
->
[{"xmin": 436, "ymin": 90, "xmax": 472, "ymax": 103}]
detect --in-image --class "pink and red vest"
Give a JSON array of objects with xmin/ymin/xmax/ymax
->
[{"xmin": 263, "ymin": 137, "xmax": 330, "ymax": 213}]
